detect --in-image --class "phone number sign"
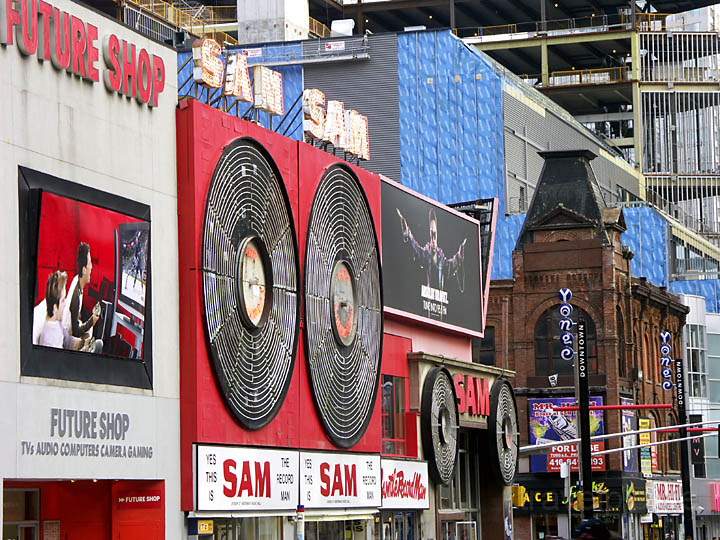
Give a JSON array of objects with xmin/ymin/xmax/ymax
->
[{"xmin": 547, "ymin": 441, "xmax": 606, "ymax": 472}]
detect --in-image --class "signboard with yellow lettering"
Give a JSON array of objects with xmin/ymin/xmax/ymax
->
[{"xmin": 512, "ymin": 479, "xmax": 627, "ymax": 515}]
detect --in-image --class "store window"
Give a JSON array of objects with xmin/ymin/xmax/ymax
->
[
  {"xmin": 382, "ymin": 374, "xmax": 406, "ymax": 456},
  {"xmin": 706, "ymin": 333, "xmax": 720, "ymax": 403},
  {"xmin": 667, "ymin": 413, "xmax": 681, "ymax": 472},
  {"xmin": 472, "ymin": 326, "xmax": 495, "ymax": 366},
  {"xmin": 686, "ymin": 324, "xmax": 708, "ymax": 398},
  {"xmin": 534, "ymin": 306, "xmax": 598, "ymax": 377},
  {"xmin": 213, "ymin": 517, "xmax": 282, "ymax": 539},
  {"xmin": 532, "ymin": 514, "xmax": 559, "ymax": 540},
  {"xmin": 439, "ymin": 431, "xmax": 479, "ymax": 539},
  {"xmin": 643, "ymin": 334, "xmax": 651, "ymax": 382},
  {"xmin": 307, "ymin": 519, "xmax": 371, "ymax": 540},
  {"xmin": 3, "ymin": 489, "xmax": 39, "ymax": 540}
]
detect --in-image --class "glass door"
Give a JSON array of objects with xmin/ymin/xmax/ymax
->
[{"xmin": 2, "ymin": 524, "xmax": 38, "ymax": 540}]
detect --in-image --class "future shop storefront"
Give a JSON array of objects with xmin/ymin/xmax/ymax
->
[{"xmin": 0, "ymin": 0, "xmax": 180, "ymax": 537}]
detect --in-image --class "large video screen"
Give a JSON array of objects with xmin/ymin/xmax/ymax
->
[
  {"xmin": 381, "ymin": 179, "xmax": 483, "ymax": 336},
  {"xmin": 19, "ymin": 167, "xmax": 153, "ymax": 389},
  {"xmin": 34, "ymin": 192, "xmax": 149, "ymax": 360}
]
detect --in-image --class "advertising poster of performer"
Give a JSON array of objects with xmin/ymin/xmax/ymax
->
[
  {"xmin": 621, "ymin": 396, "xmax": 639, "ymax": 473},
  {"xmin": 529, "ymin": 396, "xmax": 607, "ymax": 472},
  {"xmin": 32, "ymin": 192, "xmax": 150, "ymax": 361},
  {"xmin": 381, "ymin": 179, "xmax": 483, "ymax": 334}
]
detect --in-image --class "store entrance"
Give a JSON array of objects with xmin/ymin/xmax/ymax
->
[
  {"xmin": 2, "ymin": 524, "xmax": 38, "ymax": 540},
  {"xmin": 441, "ymin": 520, "xmax": 478, "ymax": 540},
  {"xmin": 380, "ymin": 511, "xmax": 418, "ymax": 539},
  {"xmin": 3, "ymin": 489, "xmax": 39, "ymax": 540},
  {"xmin": 213, "ymin": 517, "xmax": 282, "ymax": 539}
]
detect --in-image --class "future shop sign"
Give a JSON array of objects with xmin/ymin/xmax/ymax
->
[{"xmin": 1, "ymin": 0, "xmax": 166, "ymax": 107}]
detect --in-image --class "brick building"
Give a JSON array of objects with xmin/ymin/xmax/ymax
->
[{"xmin": 483, "ymin": 150, "xmax": 688, "ymax": 540}]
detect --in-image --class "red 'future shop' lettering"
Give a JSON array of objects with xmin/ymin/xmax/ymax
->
[
  {"xmin": 320, "ymin": 463, "xmax": 357, "ymax": 497},
  {"xmin": 223, "ymin": 459, "xmax": 271, "ymax": 498},
  {"xmin": 1, "ymin": 0, "xmax": 165, "ymax": 107}
]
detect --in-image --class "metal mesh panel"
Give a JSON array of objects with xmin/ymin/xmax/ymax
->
[{"xmin": 641, "ymin": 32, "xmax": 720, "ymax": 83}]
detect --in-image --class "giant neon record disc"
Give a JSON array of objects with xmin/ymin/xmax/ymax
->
[
  {"xmin": 305, "ymin": 166, "xmax": 382, "ymax": 448},
  {"xmin": 202, "ymin": 139, "xmax": 299, "ymax": 430}
]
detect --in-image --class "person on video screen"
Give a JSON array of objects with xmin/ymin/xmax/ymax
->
[
  {"xmin": 396, "ymin": 208, "xmax": 466, "ymax": 291},
  {"xmin": 68, "ymin": 242, "xmax": 103, "ymax": 354},
  {"xmin": 38, "ymin": 271, "xmax": 84, "ymax": 350}
]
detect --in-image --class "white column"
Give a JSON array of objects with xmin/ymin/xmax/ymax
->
[{"xmin": 557, "ymin": 514, "xmax": 571, "ymax": 539}]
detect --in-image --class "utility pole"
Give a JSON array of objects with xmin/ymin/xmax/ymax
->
[{"xmin": 675, "ymin": 357, "xmax": 694, "ymax": 540}]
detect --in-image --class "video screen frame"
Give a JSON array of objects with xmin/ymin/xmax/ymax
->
[{"xmin": 18, "ymin": 166, "xmax": 154, "ymax": 389}]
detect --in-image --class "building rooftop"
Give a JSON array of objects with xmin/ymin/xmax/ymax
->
[{"xmin": 327, "ymin": 0, "xmax": 718, "ymax": 34}]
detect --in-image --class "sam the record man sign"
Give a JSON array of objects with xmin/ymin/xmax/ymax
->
[
  {"xmin": 300, "ymin": 452, "xmax": 381, "ymax": 509},
  {"xmin": 196, "ymin": 445, "xmax": 299, "ymax": 511},
  {"xmin": 381, "ymin": 459, "xmax": 430, "ymax": 510}
]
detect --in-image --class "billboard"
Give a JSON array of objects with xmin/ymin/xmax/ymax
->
[
  {"xmin": 381, "ymin": 178, "xmax": 483, "ymax": 336},
  {"xmin": 528, "ymin": 396, "xmax": 606, "ymax": 473},
  {"xmin": 621, "ymin": 396, "xmax": 639, "ymax": 473},
  {"xmin": 19, "ymin": 167, "xmax": 153, "ymax": 389}
]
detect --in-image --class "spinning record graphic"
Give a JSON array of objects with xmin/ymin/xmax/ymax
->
[
  {"xmin": 203, "ymin": 139, "xmax": 299, "ymax": 430},
  {"xmin": 305, "ymin": 166, "xmax": 382, "ymax": 448},
  {"xmin": 488, "ymin": 379, "xmax": 519, "ymax": 485},
  {"xmin": 421, "ymin": 367, "xmax": 459, "ymax": 485}
]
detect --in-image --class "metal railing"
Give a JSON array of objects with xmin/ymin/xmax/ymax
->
[
  {"xmin": 518, "ymin": 66, "xmax": 630, "ymax": 88},
  {"xmin": 459, "ymin": 12, "xmax": 669, "ymax": 40},
  {"xmin": 309, "ymin": 17, "xmax": 331, "ymax": 38},
  {"xmin": 550, "ymin": 66, "xmax": 631, "ymax": 86},
  {"xmin": 641, "ymin": 32, "xmax": 720, "ymax": 84},
  {"xmin": 123, "ymin": 3, "xmax": 178, "ymax": 44},
  {"xmin": 127, "ymin": 0, "xmax": 238, "ymax": 44}
]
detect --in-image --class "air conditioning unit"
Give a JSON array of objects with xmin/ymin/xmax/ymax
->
[{"xmin": 331, "ymin": 19, "xmax": 355, "ymax": 37}]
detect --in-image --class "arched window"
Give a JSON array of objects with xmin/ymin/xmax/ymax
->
[
  {"xmin": 534, "ymin": 305, "xmax": 598, "ymax": 377},
  {"xmin": 643, "ymin": 334, "xmax": 651, "ymax": 382},
  {"xmin": 617, "ymin": 307, "xmax": 627, "ymax": 378}
]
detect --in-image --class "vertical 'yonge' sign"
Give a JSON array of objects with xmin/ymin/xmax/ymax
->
[
  {"xmin": 1, "ymin": 0, "xmax": 166, "ymax": 107},
  {"xmin": 559, "ymin": 288, "xmax": 575, "ymax": 363},
  {"xmin": 660, "ymin": 331, "xmax": 674, "ymax": 390}
]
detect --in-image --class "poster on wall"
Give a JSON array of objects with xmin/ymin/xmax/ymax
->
[
  {"xmin": 639, "ymin": 418, "xmax": 653, "ymax": 477},
  {"xmin": 621, "ymin": 397, "xmax": 639, "ymax": 473},
  {"xmin": 529, "ymin": 396, "xmax": 606, "ymax": 473},
  {"xmin": 381, "ymin": 178, "xmax": 483, "ymax": 336},
  {"xmin": 19, "ymin": 167, "xmax": 153, "ymax": 389}
]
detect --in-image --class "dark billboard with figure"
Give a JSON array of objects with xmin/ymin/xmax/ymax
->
[
  {"xmin": 381, "ymin": 178, "xmax": 483, "ymax": 336},
  {"xmin": 19, "ymin": 167, "xmax": 153, "ymax": 389}
]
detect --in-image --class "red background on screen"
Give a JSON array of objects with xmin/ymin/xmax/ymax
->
[{"xmin": 34, "ymin": 192, "xmax": 146, "ymax": 355}]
